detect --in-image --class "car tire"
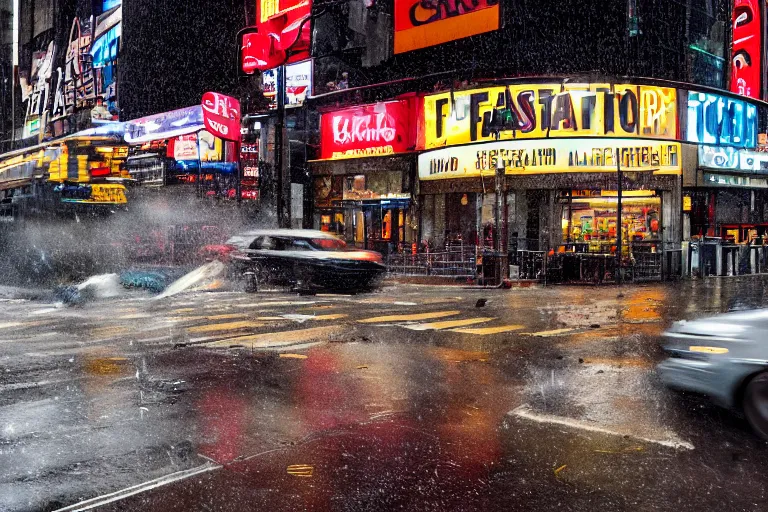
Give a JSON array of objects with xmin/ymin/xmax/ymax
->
[{"xmin": 743, "ymin": 372, "xmax": 768, "ymax": 439}]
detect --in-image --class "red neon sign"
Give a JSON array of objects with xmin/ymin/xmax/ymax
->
[
  {"xmin": 320, "ymin": 100, "xmax": 414, "ymax": 160},
  {"xmin": 731, "ymin": 0, "xmax": 762, "ymax": 99},
  {"xmin": 201, "ymin": 92, "xmax": 241, "ymax": 142},
  {"xmin": 240, "ymin": 0, "xmax": 311, "ymax": 73}
]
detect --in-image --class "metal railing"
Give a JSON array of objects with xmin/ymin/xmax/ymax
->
[{"xmin": 386, "ymin": 245, "xmax": 477, "ymax": 278}]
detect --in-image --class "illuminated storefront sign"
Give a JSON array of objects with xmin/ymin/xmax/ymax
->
[
  {"xmin": 418, "ymin": 138, "xmax": 682, "ymax": 180},
  {"xmin": 730, "ymin": 0, "xmax": 762, "ymax": 99},
  {"xmin": 422, "ymin": 84, "xmax": 677, "ymax": 149},
  {"xmin": 394, "ymin": 0, "xmax": 500, "ymax": 54},
  {"xmin": 698, "ymin": 144, "xmax": 768, "ymax": 173},
  {"xmin": 686, "ymin": 91, "xmax": 757, "ymax": 148},
  {"xmin": 320, "ymin": 100, "xmax": 414, "ymax": 160},
  {"xmin": 704, "ymin": 172, "xmax": 768, "ymax": 188},
  {"xmin": 240, "ymin": 0, "xmax": 311, "ymax": 73},
  {"xmin": 201, "ymin": 92, "xmax": 240, "ymax": 142}
]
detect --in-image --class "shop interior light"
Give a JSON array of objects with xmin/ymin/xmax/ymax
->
[
  {"xmin": 571, "ymin": 197, "xmax": 661, "ymax": 206},
  {"xmin": 600, "ymin": 190, "xmax": 655, "ymax": 197}
]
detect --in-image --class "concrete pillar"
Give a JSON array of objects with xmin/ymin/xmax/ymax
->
[{"xmin": 434, "ymin": 194, "xmax": 446, "ymax": 248}]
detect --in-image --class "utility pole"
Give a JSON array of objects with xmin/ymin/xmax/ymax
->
[
  {"xmin": 616, "ymin": 148, "xmax": 624, "ymax": 285},
  {"xmin": 275, "ymin": 65, "xmax": 288, "ymax": 228}
]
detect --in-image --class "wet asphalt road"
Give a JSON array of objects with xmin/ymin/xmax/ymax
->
[{"xmin": 2, "ymin": 278, "xmax": 768, "ymax": 511}]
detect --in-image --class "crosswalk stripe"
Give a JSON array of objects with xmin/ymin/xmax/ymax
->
[
  {"xmin": 282, "ymin": 313, "xmax": 349, "ymax": 322},
  {"xmin": 358, "ymin": 310, "xmax": 461, "ymax": 324},
  {"xmin": 169, "ymin": 313, "xmax": 249, "ymax": 322},
  {"xmin": 405, "ymin": 317, "xmax": 495, "ymax": 331},
  {"xmin": 204, "ymin": 325, "xmax": 346, "ymax": 349},
  {"xmin": 186, "ymin": 321, "xmax": 265, "ymax": 333},
  {"xmin": 450, "ymin": 324, "xmax": 525, "ymax": 335}
]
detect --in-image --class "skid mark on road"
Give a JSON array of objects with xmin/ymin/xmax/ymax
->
[
  {"xmin": 358, "ymin": 310, "xmax": 461, "ymax": 324},
  {"xmin": 404, "ymin": 317, "xmax": 495, "ymax": 331},
  {"xmin": 509, "ymin": 404, "xmax": 694, "ymax": 450},
  {"xmin": 450, "ymin": 324, "xmax": 525, "ymax": 335}
]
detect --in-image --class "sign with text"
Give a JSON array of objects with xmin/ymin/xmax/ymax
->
[
  {"xmin": 698, "ymin": 144, "xmax": 768, "ymax": 173},
  {"xmin": 320, "ymin": 100, "xmax": 414, "ymax": 160},
  {"xmin": 394, "ymin": 0, "xmax": 500, "ymax": 54},
  {"xmin": 730, "ymin": 0, "xmax": 762, "ymax": 99},
  {"xmin": 422, "ymin": 84, "xmax": 678, "ymax": 149},
  {"xmin": 418, "ymin": 139, "xmax": 682, "ymax": 180},
  {"xmin": 686, "ymin": 91, "xmax": 757, "ymax": 148},
  {"xmin": 202, "ymin": 92, "xmax": 241, "ymax": 142},
  {"xmin": 704, "ymin": 172, "xmax": 768, "ymax": 188},
  {"xmin": 125, "ymin": 106, "xmax": 204, "ymax": 144}
]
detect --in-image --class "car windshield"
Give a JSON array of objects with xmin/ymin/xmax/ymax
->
[{"xmin": 308, "ymin": 237, "xmax": 347, "ymax": 250}]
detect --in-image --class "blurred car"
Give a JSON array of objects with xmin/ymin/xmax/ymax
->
[
  {"xmin": 227, "ymin": 229, "xmax": 385, "ymax": 291},
  {"xmin": 657, "ymin": 309, "xmax": 768, "ymax": 438}
]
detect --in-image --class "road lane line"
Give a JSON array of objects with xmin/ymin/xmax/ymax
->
[
  {"xmin": 450, "ymin": 324, "xmax": 525, "ymax": 335},
  {"xmin": 404, "ymin": 317, "xmax": 495, "ymax": 331},
  {"xmin": 281, "ymin": 313, "xmax": 349, "ymax": 323},
  {"xmin": 509, "ymin": 404, "xmax": 694, "ymax": 450},
  {"xmin": 52, "ymin": 461, "xmax": 221, "ymax": 512},
  {"xmin": 358, "ymin": 310, "xmax": 461, "ymax": 323},
  {"xmin": 186, "ymin": 321, "xmax": 265, "ymax": 333},
  {"xmin": 204, "ymin": 325, "xmax": 346, "ymax": 349}
]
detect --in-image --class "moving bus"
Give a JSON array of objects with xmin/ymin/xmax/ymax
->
[{"xmin": 0, "ymin": 135, "xmax": 129, "ymax": 221}]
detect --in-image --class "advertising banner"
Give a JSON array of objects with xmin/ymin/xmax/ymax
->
[
  {"xmin": 394, "ymin": 0, "xmax": 500, "ymax": 54},
  {"xmin": 418, "ymin": 138, "xmax": 682, "ymax": 180},
  {"xmin": 202, "ymin": 92, "xmax": 241, "ymax": 142},
  {"xmin": 686, "ymin": 91, "xmax": 757, "ymax": 148},
  {"xmin": 320, "ymin": 100, "xmax": 414, "ymax": 160},
  {"xmin": 730, "ymin": 0, "xmax": 762, "ymax": 99},
  {"xmin": 262, "ymin": 60, "xmax": 312, "ymax": 108},
  {"xmin": 422, "ymin": 84, "xmax": 678, "ymax": 149},
  {"xmin": 125, "ymin": 106, "xmax": 205, "ymax": 144},
  {"xmin": 241, "ymin": 0, "xmax": 312, "ymax": 73}
]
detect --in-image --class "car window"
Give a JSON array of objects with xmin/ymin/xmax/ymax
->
[
  {"xmin": 290, "ymin": 239, "xmax": 314, "ymax": 251},
  {"xmin": 248, "ymin": 237, "xmax": 264, "ymax": 250}
]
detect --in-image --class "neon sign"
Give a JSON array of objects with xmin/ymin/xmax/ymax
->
[
  {"xmin": 686, "ymin": 91, "xmax": 757, "ymax": 148},
  {"xmin": 423, "ymin": 84, "xmax": 678, "ymax": 149}
]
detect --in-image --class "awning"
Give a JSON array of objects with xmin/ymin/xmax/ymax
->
[{"xmin": 124, "ymin": 106, "xmax": 205, "ymax": 144}]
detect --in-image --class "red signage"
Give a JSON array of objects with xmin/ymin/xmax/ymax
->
[
  {"xmin": 201, "ymin": 92, "xmax": 241, "ymax": 142},
  {"xmin": 394, "ymin": 0, "xmax": 500, "ymax": 54},
  {"xmin": 320, "ymin": 100, "xmax": 414, "ymax": 160},
  {"xmin": 240, "ymin": 0, "xmax": 312, "ymax": 73},
  {"xmin": 731, "ymin": 0, "xmax": 762, "ymax": 99}
]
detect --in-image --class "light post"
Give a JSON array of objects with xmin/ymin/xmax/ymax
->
[
  {"xmin": 616, "ymin": 148, "xmax": 623, "ymax": 285},
  {"xmin": 495, "ymin": 155, "xmax": 508, "ymax": 283}
]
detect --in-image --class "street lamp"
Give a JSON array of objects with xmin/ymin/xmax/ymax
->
[{"xmin": 616, "ymin": 148, "xmax": 623, "ymax": 285}]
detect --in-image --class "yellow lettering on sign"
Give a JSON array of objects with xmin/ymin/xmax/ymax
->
[{"xmin": 422, "ymin": 84, "xmax": 678, "ymax": 149}]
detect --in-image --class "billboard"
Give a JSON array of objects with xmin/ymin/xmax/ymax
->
[
  {"xmin": 686, "ymin": 91, "xmax": 757, "ymax": 148},
  {"xmin": 262, "ymin": 60, "xmax": 312, "ymax": 108},
  {"xmin": 422, "ymin": 84, "xmax": 678, "ymax": 149},
  {"xmin": 319, "ymin": 100, "xmax": 414, "ymax": 160},
  {"xmin": 418, "ymin": 139, "xmax": 682, "ymax": 180},
  {"xmin": 201, "ymin": 92, "xmax": 241, "ymax": 142},
  {"xmin": 394, "ymin": 0, "xmax": 500, "ymax": 54},
  {"xmin": 730, "ymin": 0, "xmax": 762, "ymax": 99},
  {"xmin": 240, "ymin": 0, "xmax": 312, "ymax": 73}
]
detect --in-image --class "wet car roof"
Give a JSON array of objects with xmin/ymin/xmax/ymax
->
[{"xmin": 234, "ymin": 229, "xmax": 340, "ymax": 240}]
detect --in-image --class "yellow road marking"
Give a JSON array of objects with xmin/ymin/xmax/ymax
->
[
  {"xmin": 280, "ymin": 353, "xmax": 309, "ymax": 359},
  {"xmin": 451, "ymin": 324, "xmax": 525, "ymax": 335},
  {"xmin": 170, "ymin": 313, "xmax": 249, "ymax": 322},
  {"xmin": 255, "ymin": 316, "xmax": 287, "ymax": 321},
  {"xmin": 89, "ymin": 326, "xmax": 131, "ymax": 338},
  {"xmin": 171, "ymin": 308, "xmax": 196, "ymax": 314},
  {"xmin": 205, "ymin": 325, "xmax": 346, "ymax": 349},
  {"xmin": 186, "ymin": 321, "xmax": 265, "ymax": 333},
  {"xmin": 286, "ymin": 464, "xmax": 314, "ymax": 477},
  {"xmin": 407, "ymin": 317, "xmax": 495, "ymax": 330},
  {"xmin": 358, "ymin": 310, "xmax": 461, "ymax": 324}
]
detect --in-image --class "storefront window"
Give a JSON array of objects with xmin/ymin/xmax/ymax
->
[{"xmin": 561, "ymin": 190, "xmax": 661, "ymax": 251}]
